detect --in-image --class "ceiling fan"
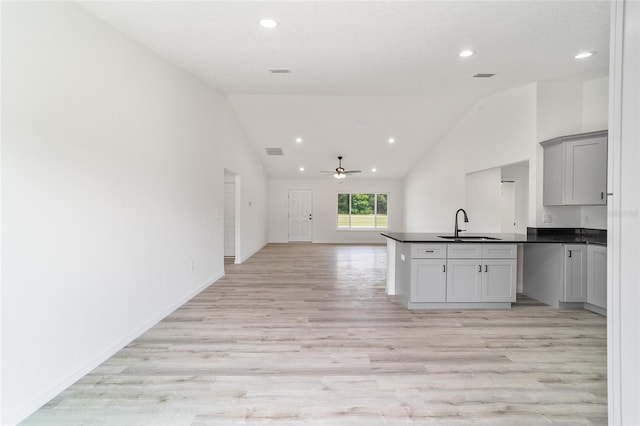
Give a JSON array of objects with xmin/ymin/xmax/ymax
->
[{"xmin": 320, "ymin": 156, "xmax": 362, "ymax": 179}]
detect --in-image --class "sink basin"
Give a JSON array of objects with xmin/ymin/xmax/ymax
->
[{"xmin": 438, "ymin": 235, "xmax": 502, "ymax": 240}]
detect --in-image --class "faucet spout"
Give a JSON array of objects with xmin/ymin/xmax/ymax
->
[{"xmin": 454, "ymin": 208, "xmax": 469, "ymax": 237}]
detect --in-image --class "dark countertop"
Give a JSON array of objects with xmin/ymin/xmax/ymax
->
[
  {"xmin": 382, "ymin": 228, "xmax": 607, "ymax": 246},
  {"xmin": 381, "ymin": 232, "xmax": 526, "ymax": 243}
]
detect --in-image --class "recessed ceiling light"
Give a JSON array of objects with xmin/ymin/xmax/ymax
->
[
  {"xmin": 299, "ymin": 167, "xmax": 305, "ymax": 172},
  {"xmin": 295, "ymin": 137, "xmax": 302, "ymax": 143},
  {"xmin": 574, "ymin": 51, "xmax": 595, "ymax": 59},
  {"xmin": 459, "ymin": 50, "xmax": 475, "ymax": 58},
  {"xmin": 388, "ymin": 138, "xmax": 395, "ymax": 144},
  {"xmin": 259, "ymin": 18, "xmax": 278, "ymax": 29},
  {"xmin": 371, "ymin": 168, "xmax": 377, "ymax": 172}
]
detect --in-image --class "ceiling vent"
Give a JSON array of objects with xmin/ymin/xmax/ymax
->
[
  {"xmin": 265, "ymin": 147, "xmax": 284, "ymax": 156},
  {"xmin": 269, "ymin": 68, "xmax": 291, "ymax": 74},
  {"xmin": 473, "ymin": 73, "xmax": 496, "ymax": 78}
]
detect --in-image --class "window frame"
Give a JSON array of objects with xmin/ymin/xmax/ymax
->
[{"xmin": 336, "ymin": 192, "xmax": 389, "ymax": 230}]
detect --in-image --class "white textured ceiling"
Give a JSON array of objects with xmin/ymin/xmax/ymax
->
[{"xmin": 79, "ymin": 1, "xmax": 610, "ymax": 180}]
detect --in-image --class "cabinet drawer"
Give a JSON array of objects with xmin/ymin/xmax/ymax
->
[
  {"xmin": 447, "ymin": 244, "xmax": 483, "ymax": 259},
  {"xmin": 411, "ymin": 244, "xmax": 446, "ymax": 259},
  {"xmin": 483, "ymin": 244, "xmax": 517, "ymax": 259}
]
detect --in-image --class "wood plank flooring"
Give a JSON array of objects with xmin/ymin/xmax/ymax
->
[{"xmin": 22, "ymin": 243, "xmax": 607, "ymax": 425}]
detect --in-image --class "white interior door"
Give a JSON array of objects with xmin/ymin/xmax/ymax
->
[
  {"xmin": 288, "ymin": 189, "xmax": 312, "ymax": 242},
  {"xmin": 500, "ymin": 181, "xmax": 517, "ymax": 233},
  {"xmin": 224, "ymin": 182, "xmax": 235, "ymax": 256}
]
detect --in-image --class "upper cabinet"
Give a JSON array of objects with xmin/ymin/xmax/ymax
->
[{"xmin": 541, "ymin": 130, "xmax": 608, "ymax": 205}]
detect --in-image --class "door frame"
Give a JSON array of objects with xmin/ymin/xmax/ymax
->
[{"xmin": 223, "ymin": 168, "xmax": 242, "ymax": 264}]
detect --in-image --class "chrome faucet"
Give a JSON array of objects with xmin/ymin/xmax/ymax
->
[{"xmin": 454, "ymin": 208, "xmax": 469, "ymax": 237}]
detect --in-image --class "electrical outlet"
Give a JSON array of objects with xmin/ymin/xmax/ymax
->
[{"xmin": 190, "ymin": 261, "xmax": 195, "ymax": 271}]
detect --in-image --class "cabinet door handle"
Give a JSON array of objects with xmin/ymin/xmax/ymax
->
[
  {"xmin": 485, "ymin": 265, "xmax": 488, "ymax": 272},
  {"xmin": 478, "ymin": 265, "xmax": 482, "ymax": 272},
  {"xmin": 568, "ymin": 250, "xmax": 572, "ymax": 258},
  {"xmin": 601, "ymin": 192, "xmax": 604, "ymax": 200},
  {"xmin": 425, "ymin": 250, "xmax": 434, "ymax": 253},
  {"xmin": 442, "ymin": 265, "xmax": 446, "ymax": 273}
]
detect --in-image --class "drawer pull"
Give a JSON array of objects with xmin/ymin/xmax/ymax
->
[
  {"xmin": 485, "ymin": 265, "xmax": 488, "ymax": 272},
  {"xmin": 425, "ymin": 250, "xmax": 434, "ymax": 253},
  {"xmin": 442, "ymin": 265, "xmax": 446, "ymax": 272}
]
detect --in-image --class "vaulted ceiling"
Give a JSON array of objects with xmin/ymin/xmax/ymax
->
[{"xmin": 80, "ymin": 1, "xmax": 610, "ymax": 180}]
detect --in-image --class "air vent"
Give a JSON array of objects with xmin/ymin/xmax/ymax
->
[
  {"xmin": 473, "ymin": 73, "xmax": 496, "ymax": 78},
  {"xmin": 265, "ymin": 147, "xmax": 284, "ymax": 156},
  {"xmin": 269, "ymin": 69, "xmax": 291, "ymax": 74}
]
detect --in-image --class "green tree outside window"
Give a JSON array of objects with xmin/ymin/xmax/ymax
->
[{"xmin": 337, "ymin": 193, "xmax": 388, "ymax": 228}]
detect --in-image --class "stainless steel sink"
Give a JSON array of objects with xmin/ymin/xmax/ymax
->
[{"xmin": 438, "ymin": 235, "xmax": 502, "ymax": 240}]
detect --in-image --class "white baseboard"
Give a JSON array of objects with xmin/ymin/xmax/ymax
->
[
  {"xmin": 237, "ymin": 242, "xmax": 266, "ymax": 264},
  {"xmin": 5, "ymin": 272, "xmax": 224, "ymax": 426}
]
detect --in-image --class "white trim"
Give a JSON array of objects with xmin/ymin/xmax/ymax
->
[
  {"xmin": 607, "ymin": 2, "xmax": 623, "ymax": 424},
  {"xmin": 608, "ymin": 1, "xmax": 640, "ymax": 424},
  {"xmin": 237, "ymin": 242, "xmax": 267, "ymax": 264},
  {"xmin": 5, "ymin": 273, "xmax": 224, "ymax": 426}
]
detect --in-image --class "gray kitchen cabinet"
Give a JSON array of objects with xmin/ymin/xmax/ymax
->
[
  {"xmin": 409, "ymin": 244, "xmax": 447, "ymax": 303},
  {"xmin": 541, "ymin": 130, "xmax": 607, "ymax": 206},
  {"xmin": 411, "ymin": 258, "xmax": 447, "ymax": 303},
  {"xmin": 562, "ymin": 244, "xmax": 587, "ymax": 302},
  {"xmin": 483, "ymin": 259, "xmax": 517, "ymax": 302},
  {"xmin": 446, "ymin": 259, "xmax": 482, "ymax": 302},
  {"xmin": 412, "ymin": 260, "xmax": 447, "ymax": 302},
  {"xmin": 587, "ymin": 245, "xmax": 607, "ymax": 310},
  {"xmin": 446, "ymin": 244, "xmax": 517, "ymax": 303}
]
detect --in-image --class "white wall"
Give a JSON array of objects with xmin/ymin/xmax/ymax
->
[
  {"xmin": 535, "ymin": 78, "xmax": 610, "ymax": 230},
  {"xmin": 535, "ymin": 80, "xmax": 584, "ymax": 228},
  {"xmin": 0, "ymin": 3, "xmax": 267, "ymax": 424},
  {"xmin": 465, "ymin": 167, "xmax": 502, "ymax": 233},
  {"xmin": 404, "ymin": 83, "xmax": 538, "ymax": 232},
  {"xmin": 404, "ymin": 76, "xmax": 609, "ymax": 233},
  {"xmin": 581, "ymin": 76, "xmax": 610, "ymax": 229},
  {"xmin": 269, "ymin": 179, "xmax": 402, "ymax": 243}
]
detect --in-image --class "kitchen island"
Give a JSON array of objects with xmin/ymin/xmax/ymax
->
[
  {"xmin": 382, "ymin": 230, "xmax": 606, "ymax": 312},
  {"xmin": 382, "ymin": 232, "xmax": 526, "ymax": 310}
]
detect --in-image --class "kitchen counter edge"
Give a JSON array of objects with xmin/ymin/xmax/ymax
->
[{"xmin": 381, "ymin": 232, "xmax": 607, "ymax": 246}]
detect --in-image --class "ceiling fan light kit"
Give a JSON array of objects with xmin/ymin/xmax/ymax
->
[{"xmin": 320, "ymin": 156, "xmax": 361, "ymax": 180}]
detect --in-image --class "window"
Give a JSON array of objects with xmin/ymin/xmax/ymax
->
[{"xmin": 337, "ymin": 193, "xmax": 388, "ymax": 229}]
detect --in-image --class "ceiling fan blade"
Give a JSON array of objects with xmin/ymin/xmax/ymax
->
[
  {"xmin": 319, "ymin": 170, "xmax": 335, "ymax": 173},
  {"xmin": 344, "ymin": 170, "xmax": 362, "ymax": 174}
]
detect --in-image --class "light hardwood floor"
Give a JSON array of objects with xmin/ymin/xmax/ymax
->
[{"xmin": 23, "ymin": 243, "xmax": 607, "ymax": 425}]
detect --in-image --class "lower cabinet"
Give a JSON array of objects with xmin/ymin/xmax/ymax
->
[
  {"xmin": 483, "ymin": 259, "xmax": 517, "ymax": 302},
  {"xmin": 587, "ymin": 245, "xmax": 607, "ymax": 309},
  {"xmin": 562, "ymin": 244, "xmax": 587, "ymax": 302},
  {"xmin": 400, "ymin": 243, "xmax": 518, "ymax": 308},
  {"xmin": 411, "ymin": 259, "xmax": 446, "ymax": 302},
  {"xmin": 446, "ymin": 259, "xmax": 482, "ymax": 302},
  {"xmin": 446, "ymin": 244, "xmax": 517, "ymax": 303},
  {"xmin": 523, "ymin": 242, "xmax": 606, "ymax": 315}
]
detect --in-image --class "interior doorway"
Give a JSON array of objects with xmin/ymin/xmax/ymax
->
[
  {"xmin": 500, "ymin": 180, "xmax": 517, "ymax": 234},
  {"xmin": 288, "ymin": 189, "xmax": 313, "ymax": 242},
  {"xmin": 224, "ymin": 169, "xmax": 240, "ymax": 264}
]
